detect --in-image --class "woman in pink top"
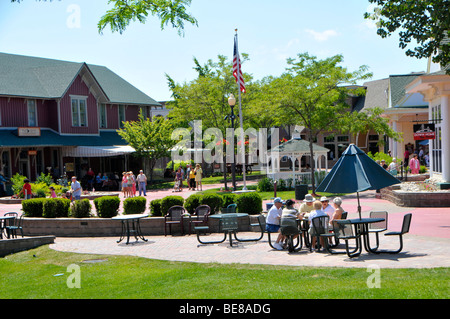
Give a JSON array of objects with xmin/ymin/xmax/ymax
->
[{"xmin": 409, "ymin": 154, "xmax": 420, "ymax": 174}]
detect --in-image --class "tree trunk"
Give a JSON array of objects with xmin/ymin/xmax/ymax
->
[{"xmin": 308, "ymin": 137, "xmax": 316, "ymax": 195}]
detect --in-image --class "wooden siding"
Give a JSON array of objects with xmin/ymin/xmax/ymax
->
[
  {"xmin": 0, "ymin": 97, "xmax": 59, "ymax": 130},
  {"xmin": 59, "ymin": 75, "xmax": 99, "ymax": 135},
  {"xmin": 0, "ymin": 97, "xmax": 28, "ymax": 127}
]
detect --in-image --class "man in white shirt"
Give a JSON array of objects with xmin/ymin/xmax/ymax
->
[
  {"xmin": 136, "ymin": 170, "xmax": 147, "ymax": 196},
  {"xmin": 265, "ymin": 197, "xmax": 285, "ymax": 250},
  {"xmin": 70, "ymin": 176, "xmax": 82, "ymax": 201}
]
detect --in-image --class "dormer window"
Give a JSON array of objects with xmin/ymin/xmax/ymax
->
[{"xmin": 71, "ymin": 95, "xmax": 88, "ymax": 127}]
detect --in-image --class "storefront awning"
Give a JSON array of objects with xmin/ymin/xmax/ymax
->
[{"xmin": 62, "ymin": 145, "xmax": 135, "ymax": 157}]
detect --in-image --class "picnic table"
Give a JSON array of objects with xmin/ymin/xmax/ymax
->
[
  {"xmin": 195, "ymin": 213, "xmax": 263, "ymax": 247},
  {"xmin": 336, "ymin": 217, "xmax": 385, "ymax": 257},
  {"xmin": 112, "ymin": 214, "xmax": 149, "ymax": 245}
]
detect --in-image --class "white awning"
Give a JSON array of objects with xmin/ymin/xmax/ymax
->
[{"xmin": 62, "ymin": 145, "xmax": 135, "ymax": 157}]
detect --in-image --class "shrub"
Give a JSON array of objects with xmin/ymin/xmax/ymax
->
[
  {"xmin": 69, "ymin": 199, "xmax": 92, "ymax": 218},
  {"xmin": 43, "ymin": 198, "xmax": 71, "ymax": 218},
  {"xmin": 257, "ymin": 177, "xmax": 273, "ymax": 192},
  {"xmin": 160, "ymin": 195, "xmax": 184, "ymax": 216},
  {"xmin": 149, "ymin": 199, "xmax": 162, "ymax": 216},
  {"xmin": 200, "ymin": 193, "xmax": 222, "ymax": 214},
  {"xmin": 221, "ymin": 193, "xmax": 237, "ymax": 208},
  {"xmin": 184, "ymin": 194, "xmax": 203, "ymax": 215},
  {"xmin": 22, "ymin": 198, "xmax": 46, "ymax": 217},
  {"xmin": 236, "ymin": 192, "xmax": 262, "ymax": 215},
  {"xmin": 11, "ymin": 173, "xmax": 27, "ymax": 196},
  {"xmin": 94, "ymin": 196, "xmax": 120, "ymax": 218},
  {"xmin": 123, "ymin": 196, "xmax": 147, "ymax": 215}
]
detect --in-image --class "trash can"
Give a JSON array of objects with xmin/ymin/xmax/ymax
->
[{"xmin": 295, "ymin": 184, "xmax": 308, "ymax": 201}]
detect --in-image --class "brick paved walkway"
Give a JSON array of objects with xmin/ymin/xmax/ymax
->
[{"xmin": 2, "ymin": 182, "xmax": 449, "ymax": 268}]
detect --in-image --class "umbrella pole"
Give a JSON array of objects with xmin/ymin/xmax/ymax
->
[{"xmin": 357, "ymin": 192, "xmax": 362, "ymax": 220}]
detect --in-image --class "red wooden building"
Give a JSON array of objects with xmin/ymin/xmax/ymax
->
[{"xmin": 0, "ymin": 52, "xmax": 161, "ymax": 183}]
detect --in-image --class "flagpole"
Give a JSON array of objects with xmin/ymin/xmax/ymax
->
[{"xmin": 235, "ymin": 29, "xmax": 247, "ymax": 190}]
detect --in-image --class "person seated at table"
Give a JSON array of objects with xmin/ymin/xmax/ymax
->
[
  {"xmin": 320, "ymin": 196, "xmax": 334, "ymax": 218},
  {"xmin": 329, "ymin": 197, "xmax": 344, "ymax": 246},
  {"xmin": 265, "ymin": 197, "xmax": 284, "ymax": 250},
  {"xmin": 309, "ymin": 200, "xmax": 327, "ymax": 251},
  {"xmin": 280, "ymin": 199, "xmax": 301, "ymax": 246},
  {"xmin": 299, "ymin": 194, "xmax": 315, "ymax": 219}
]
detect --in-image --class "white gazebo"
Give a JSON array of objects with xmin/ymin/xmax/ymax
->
[{"xmin": 266, "ymin": 134, "xmax": 329, "ymax": 184}]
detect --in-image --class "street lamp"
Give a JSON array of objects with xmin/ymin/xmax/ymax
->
[{"xmin": 228, "ymin": 94, "xmax": 237, "ymax": 190}]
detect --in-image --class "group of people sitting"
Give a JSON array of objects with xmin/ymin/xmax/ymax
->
[{"xmin": 266, "ymin": 194, "xmax": 344, "ymax": 251}]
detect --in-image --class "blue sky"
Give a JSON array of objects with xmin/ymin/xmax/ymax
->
[{"xmin": 0, "ymin": 0, "xmax": 441, "ymax": 101}]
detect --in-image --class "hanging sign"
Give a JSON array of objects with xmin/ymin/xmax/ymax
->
[{"xmin": 413, "ymin": 124, "xmax": 435, "ymax": 140}]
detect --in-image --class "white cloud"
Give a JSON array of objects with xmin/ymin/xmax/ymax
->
[{"xmin": 305, "ymin": 29, "xmax": 339, "ymax": 42}]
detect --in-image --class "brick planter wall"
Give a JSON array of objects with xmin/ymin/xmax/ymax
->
[
  {"xmin": 22, "ymin": 215, "xmax": 255, "ymax": 237},
  {"xmin": 381, "ymin": 186, "xmax": 450, "ymax": 207}
]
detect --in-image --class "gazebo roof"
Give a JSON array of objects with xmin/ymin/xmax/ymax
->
[{"xmin": 269, "ymin": 137, "xmax": 329, "ymax": 155}]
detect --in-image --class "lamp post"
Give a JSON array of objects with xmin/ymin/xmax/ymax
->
[{"xmin": 228, "ymin": 94, "xmax": 237, "ymax": 190}]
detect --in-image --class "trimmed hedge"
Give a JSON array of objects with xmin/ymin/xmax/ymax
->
[
  {"xmin": 184, "ymin": 194, "xmax": 203, "ymax": 215},
  {"xmin": 123, "ymin": 196, "xmax": 147, "ymax": 215},
  {"xmin": 160, "ymin": 195, "xmax": 184, "ymax": 216},
  {"xmin": 43, "ymin": 198, "xmax": 71, "ymax": 218},
  {"xmin": 149, "ymin": 199, "xmax": 162, "ymax": 217},
  {"xmin": 200, "ymin": 193, "xmax": 222, "ymax": 214},
  {"xmin": 69, "ymin": 199, "xmax": 92, "ymax": 218},
  {"xmin": 236, "ymin": 192, "xmax": 263, "ymax": 215},
  {"xmin": 94, "ymin": 196, "xmax": 120, "ymax": 218},
  {"xmin": 221, "ymin": 193, "xmax": 237, "ymax": 208},
  {"xmin": 22, "ymin": 198, "xmax": 46, "ymax": 217}
]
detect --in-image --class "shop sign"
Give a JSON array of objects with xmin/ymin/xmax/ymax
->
[{"xmin": 413, "ymin": 124, "xmax": 435, "ymax": 140}]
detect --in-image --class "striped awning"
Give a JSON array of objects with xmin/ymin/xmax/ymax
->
[{"xmin": 62, "ymin": 145, "xmax": 135, "ymax": 157}]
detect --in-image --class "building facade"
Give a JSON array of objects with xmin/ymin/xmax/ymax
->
[{"xmin": 0, "ymin": 52, "xmax": 161, "ymax": 184}]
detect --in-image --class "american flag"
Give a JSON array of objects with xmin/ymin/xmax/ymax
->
[{"xmin": 233, "ymin": 34, "xmax": 246, "ymax": 93}]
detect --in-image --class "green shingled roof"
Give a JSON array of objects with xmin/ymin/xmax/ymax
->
[
  {"xmin": 0, "ymin": 52, "xmax": 160, "ymax": 106},
  {"xmin": 270, "ymin": 138, "xmax": 329, "ymax": 153}
]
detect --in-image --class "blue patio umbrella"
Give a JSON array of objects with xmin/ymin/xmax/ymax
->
[{"xmin": 316, "ymin": 144, "xmax": 401, "ymax": 219}]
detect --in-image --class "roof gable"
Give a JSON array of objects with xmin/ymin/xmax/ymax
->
[{"xmin": 0, "ymin": 52, "xmax": 160, "ymax": 106}]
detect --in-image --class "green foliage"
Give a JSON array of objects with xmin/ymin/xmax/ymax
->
[
  {"xmin": 166, "ymin": 160, "xmax": 193, "ymax": 171},
  {"xmin": 149, "ymin": 199, "xmax": 162, "ymax": 216},
  {"xmin": 43, "ymin": 198, "xmax": 71, "ymax": 218},
  {"xmin": 257, "ymin": 177, "xmax": 274, "ymax": 192},
  {"xmin": 31, "ymin": 182, "xmax": 48, "ymax": 198},
  {"xmin": 94, "ymin": 196, "xmax": 120, "ymax": 218},
  {"xmin": 36, "ymin": 173, "xmax": 53, "ymax": 186},
  {"xmin": 22, "ymin": 198, "xmax": 46, "ymax": 217},
  {"xmin": 97, "ymin": 0, "xmax": 198, "ymax": 36},
  {"xmin": 11, "ymin": 173, "xmax": 26, "ymax": 195},
  {"xmin": 364, "ymin": 0, "xmax": 450, "ymax": 72},
  {"xmin": 367, "ymin": 151, "xmax": 394, "ymax": 164},
  {"xmin": 160, "ymin": 195, "xmax": 184, "ymax": 216},
  {"xmin": 236, "ymin": 192, "xmax": 263, "ymax": 215},
  {"xmin": 183, "ymin": 194, "xmax": 203, "ymax": 215},
  {"xmin": 69, "ymin": 199, "xmax": 92, "ymax": 218},
  {"xmin": 123, "ymin": 197, "xmax": 147, "ymax": 215},
  {"xmin": 221, "ymin": 193, "xmax": 237, "ymax": 208},
  {"xmin": 200, "ymin": 193, "xmax": 222, "ymax": 214}
]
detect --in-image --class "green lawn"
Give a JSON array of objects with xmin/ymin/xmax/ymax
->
[{"xmin": 0, "ymin": 246, "xmax": 448, "ymax": 299}]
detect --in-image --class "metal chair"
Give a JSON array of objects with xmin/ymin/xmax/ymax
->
[
  {"xmin": 341, "ymin": 212, "xmax": 348, "ymax": 219},
  {"xmin": 335, "ymin": 219, "xmax": 362, "ymax": 257},
  {"xmin": 164, "ymin": 206, "xmax": 186, "ymax": 236},
  {"xmin": 380, "ymin": 213, "xmax": 412, "ymax": 254},
  {"xmin": 368, "ymin": 211, "xmax": 388, "ymax": 251},
  {"xmin": 4, "ymin": 212, "xmax": 23, "ymax": 239},
  {"xmin": 280, "ymin": 217, "xmax": 302, "ymax": 252},
  {"xmin": 191, "ymin": 205, "xmax": 210, "ymax": 228},
  {"xmin": 221, "ymin": 203, "xmax": 236, "ymax": 214},
  {"xmin": 310, "ymin": 216, "xmax": 335, "ymax": 252}
]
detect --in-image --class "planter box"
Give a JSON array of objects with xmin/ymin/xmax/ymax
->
[{"xmin": 22, "ymin": 215, "xmax": 256, "ymax": 237}]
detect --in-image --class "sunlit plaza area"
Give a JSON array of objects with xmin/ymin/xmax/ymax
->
[{"xmin": 0, "ymin": 1, "xmax": 449, "ymax": 306}]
